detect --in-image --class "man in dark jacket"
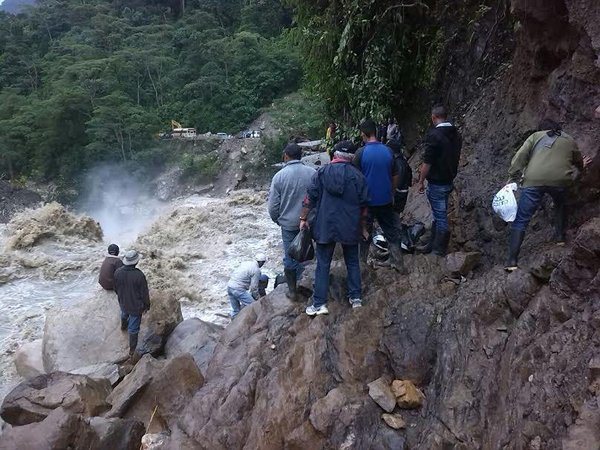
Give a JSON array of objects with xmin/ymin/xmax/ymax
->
[
  {"xmin": 114, "ymin": 250, "xmax": 150, "ymax": 357},
  {"xmin": 415, "ymin": 105, "xmax": 462, "ymax": 256},
  {"xmin": 387, "ymin": 139, "xmax": 412, "ymax": 214},
  {"xmin": 98, "ymin": 244, "xmax": 123, "ymax": 291},
  {"xmin": 354, "ymin": 119, "xmax": 405, "ymax": 271},
  {"xmin": 300, "ymin": 140, "xmax": 369, "ymax": 315}
]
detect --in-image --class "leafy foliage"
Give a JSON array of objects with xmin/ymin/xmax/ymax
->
[{"xmin": 0, "ymin": 0, "xmax": 300, "ymax": 182}]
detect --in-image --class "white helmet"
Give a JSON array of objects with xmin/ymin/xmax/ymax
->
[{"xmin": 255, "ymin": 253, "xmax": 267, "ymax": 262}]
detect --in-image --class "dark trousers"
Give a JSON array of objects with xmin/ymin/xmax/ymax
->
[
  {"xmin": 426, "ymin": 183, "xmax": 453, "ymax": 232},
  {"xmin": 512, "ymin": 186, "xmax": 566, "ymax": 232},
  {"xmin": 360, "ymin": 204, "xmax": 401, "ymax": 261},
  {"xmin": 313, "ymin": 243, "xmax": 361, "ymax": 308}
]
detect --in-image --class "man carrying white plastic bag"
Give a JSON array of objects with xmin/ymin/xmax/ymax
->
[
  {"xmin": 502, "ymin": 118, "xmax": 591, "ymax": 272},
  {"xmin": 492, "ymin": 183, "xmax": 518, "ymax": 223}
]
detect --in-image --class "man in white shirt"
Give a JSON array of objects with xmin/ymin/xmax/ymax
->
[{"xmin": 227, "ymin": 253, "xmax": 267, "ymax": 318}]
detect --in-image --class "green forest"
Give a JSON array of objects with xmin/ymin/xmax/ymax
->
[{"xmin": 0, "ymin": 0, "xmax": 300, "ymax": 182}]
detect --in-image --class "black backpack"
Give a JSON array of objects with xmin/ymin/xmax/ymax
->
[{"xmin": 394, "ymin": 154, "xmax": 412, "ymax": 190}]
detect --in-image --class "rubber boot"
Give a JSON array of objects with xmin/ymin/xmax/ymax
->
[
  {"xmin": 432, "ymin": 230, "xmax": 450, "ymax": 257},
  {"xmin": 120, "ymin": 317, "xmax": 128, "ymax": 332},
  {"xmin": 505, "ymin": 229, "xmax": 525, "ymax": 272},
  {"xmin": 128, "ymin": 333, "xmax": 138, "ymax": 356},
  {"xmin": 553, "ymin": 203, "xmax": 567, "ymax": 245},
  {"xmin": 416, "ymin": 222, "xmax": 436, "ymax": 254},
  {"xmin": 284, "ymin": 268, "xmax": 298, "ymax": 301},
  {"xmin": 388, "ymin": 243, "xmax": 408, "ymax": 274}
]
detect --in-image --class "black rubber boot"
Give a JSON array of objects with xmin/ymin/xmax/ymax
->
[
  {"xmin": 284, "ymin": 269, "xmax": 298, "ymax": 301},
  {"xmin": 128, "ymin": 333, "xmax": 138, "ymax": 356},
  {"xmin": 416, "ymin": 222, "xmax": 436, "ymax": 254},
  {"xmin": 388, "ymin": 243, "xmax": 408, "ymax": 274},
  {"xmin": 120, "ymin": 318, "xmax": 128, "ymax": 332},
  {"xmin": 553, "ymin": 203, "xmax": 567, "ymax": 244},
  {"xmin": 505, "ymin": 229, "xmax": 526, "ymax": 272},
  {"xmin": 431, "ymin": 230, "xmax": 450, "ymax": 257}
]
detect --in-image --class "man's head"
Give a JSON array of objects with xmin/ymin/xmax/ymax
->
[
  {"xmin": 283, "ymin": 143, "xmax": 302, "ymax": 162},
  {"xmin": 431, "ymin": 105, "xmax": 448, "ymax": 125},
  {"xmin": 123, "ymin": 250, "xmax": 140, "ymax": 266},
  {"xmin": 332, "ymin": 140, "xmax": 357, "ymax": 161},
  {"xmin": 359, "ymin": 119, "xmax": 378, "ymax": 142},
  {"xmin": 255, "ymin": 253, "xmax": 267, "ymax": 268},
  {"xmin": 108, "ymin": 244, "xmax": 120, "ymax": 256}
]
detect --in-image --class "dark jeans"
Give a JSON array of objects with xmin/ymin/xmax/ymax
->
[
  {"xmin": 360, "ymin": 204, "xmax": 401, "ymax": 261},
  {"xmin": 120, "ymin": 310, "xmax": 141, "ymax": 335},
  {"xmin": 281, "ymin": 228, "xmax": 304, "ymax": 277},
  {"xmin": 313, "ymin": 243, "xmax": 361, "ymax": 308},
  {"xmin": 512, "ymin": 186, "xmax": 566, "ymax": 232},
  {"xmin": 426, "ymin": 183, "xmax": 453, "ymax": 232}
]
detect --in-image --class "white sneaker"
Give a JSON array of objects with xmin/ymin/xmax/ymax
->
[
  {"xmin": 349, "ymin": 298, "xmax": 363, "ymax": 308},
  {"xmin": 305, "ymin": 304, "xmax": 329, "ymax": 316}
]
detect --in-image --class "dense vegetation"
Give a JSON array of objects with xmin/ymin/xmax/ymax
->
[{"xmin": 0, "ymin": 0, "xmax": 301, "ymax": 182}]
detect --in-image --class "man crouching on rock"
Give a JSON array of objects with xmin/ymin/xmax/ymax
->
[
  {"xmin": 114, "ymin": 250, "xmax": 150, "ymax": 359},
  {"xmin": 227, "ymin": 254, "xmax": 267, "ymax": 318}
]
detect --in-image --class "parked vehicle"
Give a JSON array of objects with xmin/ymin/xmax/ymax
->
[
  {"xmin": 216, "ymin": 132, "xmax": 231, "ymax": 139},
  {"xmin": 171, "ymin": 128, "xmax": 197, "ymax": 139}
]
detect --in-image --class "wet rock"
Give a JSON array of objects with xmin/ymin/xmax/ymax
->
[
  {"xmin": 107, "ymin": 354, "xmax": 203, "ymax": 432},
  {"xmin": 71, "ymin": 362, "xmax": 121, "ymax": 386},
  {"xmin": 0, "ymin": 372, "xmax": 111, "ymax": 426},
  {"xmin": 164, "ymin": 318, "xmax": 223, "ymax": 374},
  {"xmin": 43, "ymin": 289, "xmax": 182, "ymax": 373},
  {"xmin": 382, "ymin": 413, "xmax": 406, "ymax": 430},
  {"xmin": 368, "ymin": 377, "xmax": 396, "ymax": 413},
  {"xmin": 391, "ymin": 380, "xmax": 424, "ymax": 409},
  {"xmin": 445, "ymin": 251, "xmax": 481, "ymax": 276},
  {"xmin": 0, "ymin": 408, "xmax": 99, "ymax": 449},
  {"xmin": 14, "ymin": 339, "xmax": 45, "ymax": 379},
  {"xmin": 89, "ymin": 416, "xmax": 145, "ymax": 450}
]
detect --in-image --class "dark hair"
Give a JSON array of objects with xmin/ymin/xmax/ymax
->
[
  {"xmin": 538, "ymin": 118, "xmax": 562, "ymax": 137},
  {"xmin": 431, "ymin": 104, "xmax": 448, "ymax": 119},
  {"xmin": 387, "ymin": 138, "xmax": 402, "ymax": 154},
  {"xmin": 333, "ymin": 140, "xmax": 357, "ymax": 154},
  {"xmin": 108, "ymin": 244, "xmax": 119, "ymax": 256},
  {"xmin": 283, "ymin": 143, "xmax": 302, "ymax": 160},
  {"xmin": 359, "ymin": 119, "xmax": 377, "ymax": 138}
]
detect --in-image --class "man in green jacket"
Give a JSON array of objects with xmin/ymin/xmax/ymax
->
[{"xmin": 505, "ymin": 119, "xmax": 591, "ymax": 271}]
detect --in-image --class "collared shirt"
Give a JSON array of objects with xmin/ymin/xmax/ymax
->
[{"xmin": 436, "ymin": 122, "xmax": 453, "ymax": 128}]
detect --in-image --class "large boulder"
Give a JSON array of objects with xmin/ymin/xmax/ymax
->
[
  {"xmin": 0, "ymin": 408, "xmax": 99, "ymax": 450},
  {"xmin": 89, "ymin": 416, "xmax": 146, "ymax": 450},
  {"xmin": 14, "ymin": 339, "xmax": 45, "ymax": 379},
  {"xmin": 106, "ymin": 354, "xmax": 203, "ymax": 432},
  {"xmin": 72, "ymin": 363, "xmax": 121, "ymax": 386},
  {"xmin": 0, "ymin": 372, "xmax": 111, "ymax": 426},
  {"xmin": 164, "ymin": 318, "xmax": 223, "ymax": 373},
  {"xmin": 43, "ymin": 289, "xmax": 182, "ymax": 373}
]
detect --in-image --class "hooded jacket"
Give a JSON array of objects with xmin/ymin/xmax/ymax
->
[
  {"xmin": 423, "ymin": 124, "xmax": 462, "ymax": 185},
  {"xmin": 304, "ymin": 160, "xmax": 369, "ymax": 245}
]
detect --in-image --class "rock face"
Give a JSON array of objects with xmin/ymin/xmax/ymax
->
[
  {"xmin": 14, "ymin": 339, "xmax": 45, "ymax": 379},
  {"xmin": 42, "ymin": 289, "xmax": 182, "ymax": 373},
  {"xmin": 0, "ymin": 407, "xmax": 99, "ymax": 449},
  {"xmin": 0, "ymin": 372, "xmax": 111, "ymax": 426},
  {"xmin": 72, "ymin": 363, "xmax": 121, "ymax": 386},
  {"xmin": 107, "ymin": 354, "xmax": 203, "ymax": 433},
  {"xmin": 164, "ymin": 318, "xmax": 223, "ymax": 373},
  {"xmin": 445, "ymin": 251, "xmax": 481, "ymax": 276},
  {"xmin": 89, "ymin": 416, "xmax": 146, "ymax": 450}
]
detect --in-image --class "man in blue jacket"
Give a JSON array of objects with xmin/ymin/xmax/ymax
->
[
  {"xmin": 268, "ymin": 143, "xmax": 315, "ymax": 300},
  {"xmin": 300, "ymin": 141, "xmax": 369, "ymax": 315},
  {"xmin": 354, "ymin": 119, "xmax": 405, "ymax": 271}
]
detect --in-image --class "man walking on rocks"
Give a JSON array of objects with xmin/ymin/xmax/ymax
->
[
  {"xmin": 98, "ymin": 243, "xmax": 123, "ymax": 291},
  {"xmin": 227, "ymin": 254, "xmax": 267, "ymax": 318},
  {"xmin": 114, "ymin": 250, "xmax": 150, "ymax": 358},
  {"xmin": 504, "ymin": 119, "xmax": 591, "ymax": 271},
  {"xmin": 415, "ymin": 105, "xmax": 462, "ymax": 256},
  {"xmin": 354, "ymin": 119, "xmax": 405, "ymax": 271},
  {"xmin": 301, "ymin": 140, "xmax": 369, "ymax": 315},
  {"xmin": 268, "ymin": 143, "xmax": 315, "ymax": 300}
]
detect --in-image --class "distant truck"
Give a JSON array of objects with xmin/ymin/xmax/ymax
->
[{"xmin": 171, "ymin": 128, "xmax": 197, "ymax": 140}]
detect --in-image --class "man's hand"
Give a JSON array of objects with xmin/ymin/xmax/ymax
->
[
  {"xmin": 583, "ymin": 155, "xmax": 592, "ymax": 168},
  {"xmin": 300, "ymin": 219, "xmax": 309, "ymax": 230}
]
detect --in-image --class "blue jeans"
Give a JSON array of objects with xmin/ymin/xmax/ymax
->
[
  {"xmin": 282, "ymin": 228, "xmax": 304, "ymax": 278},
  {"xmin": 313, "ymin": 243, "xmax": 361, "ymax": 308},
  {"xmin": 120, "ymin": 310, "xmax": 141, "ymax": 335},
  {"xmin": 512, "ymin": 186, "xmax": 566, "ymax": 232},
  {"xmin": 427, "ymin": 183, "xmax": 453, "ymax": 232},
  {"xmin": 228, "ymin": 286, "xmax": 254, "ymax": 318}
]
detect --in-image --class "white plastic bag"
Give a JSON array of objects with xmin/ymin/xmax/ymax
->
[{"xmin": 492, "ymin": 183, "xmax": 518, "ymax": 222}]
